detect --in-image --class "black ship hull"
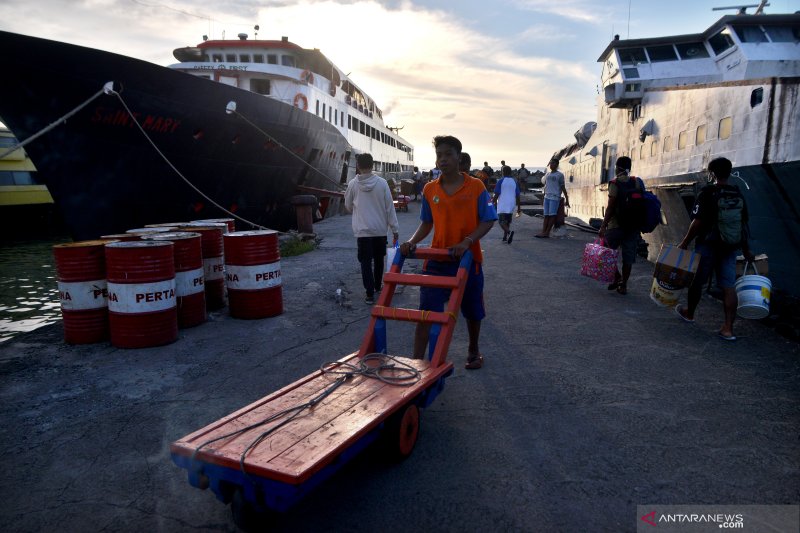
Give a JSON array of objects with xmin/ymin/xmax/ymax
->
[{"xmin": 0, "ymin": 31, "xmax": 350, "ymax": 239}]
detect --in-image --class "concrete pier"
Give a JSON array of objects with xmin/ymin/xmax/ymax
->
[{"xmin": 1, "ymin": 201, "xmax": 797, "ymax": 532}]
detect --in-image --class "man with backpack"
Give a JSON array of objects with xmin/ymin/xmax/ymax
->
[
  {"xmin": 675, "ymin": 157, "xmax": 755, "ymax": 341},
  {"xmin": 598, "ymin": 156, "xmax": 642, "ymax": 295}
]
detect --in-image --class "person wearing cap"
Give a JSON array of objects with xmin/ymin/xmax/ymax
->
[
  {"xmin": 598, "ymin": 156, "xmax": 639, "ymax": 295},
  {"xmin": 535, "ymin": 158, "xmax": 569, "ymax": 238}
]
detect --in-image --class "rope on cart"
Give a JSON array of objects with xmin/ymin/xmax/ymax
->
[
  {"xmin": 190, "ymin": 354, "xmax": 421, "ymax": 481},
  {"xmin": 320, "ymin": 353, "xmax": 422, "ymax": 386}
]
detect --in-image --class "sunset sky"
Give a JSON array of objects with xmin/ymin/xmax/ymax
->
[{"xmin": 2, "ymin": 0, "xmax": 798, "ymax": 170}]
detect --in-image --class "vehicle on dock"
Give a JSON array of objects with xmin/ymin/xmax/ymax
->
[
  {"xmin": 0, "ymin": 30, "xmax": 415, "ymax": 240},
  {"xmin": 550, "ymin": 3, "xmax": 800, "ymax": 296}
]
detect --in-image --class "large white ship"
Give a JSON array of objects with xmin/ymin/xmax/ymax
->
[
  {"xmin": 553, "ymin": 4, "xmax": 800, "ymax": 296},
  {"xmin": 0, "ymin": 30, "xmax": 415, "ymax": 239}
]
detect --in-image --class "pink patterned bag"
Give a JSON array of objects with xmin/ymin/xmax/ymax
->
[{"xmin": 581, "ymin": 239, "xmax": 619, "ymax": 283}]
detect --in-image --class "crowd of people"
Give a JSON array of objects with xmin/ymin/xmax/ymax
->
[{"xmin": 344, "ymin": 135, "xmax": 755, "ymax": 369}]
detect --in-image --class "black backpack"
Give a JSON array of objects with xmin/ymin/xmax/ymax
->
[
  {"xmin": 713, "ymin": 186, "xmax": 745, "ymax": 246},
  {"xmin": 613, "ymin": 177, "xmax": 645, "ymax": 230}
]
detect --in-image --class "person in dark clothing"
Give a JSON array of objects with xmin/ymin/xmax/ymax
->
[{"xmin": 675, "ymin": 157, "xmax": 755, "ymax": 341}]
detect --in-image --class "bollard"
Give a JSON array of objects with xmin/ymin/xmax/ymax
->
[{"xmin": 291, "ymin": 194, "xmax": 317, "ymax": 234}]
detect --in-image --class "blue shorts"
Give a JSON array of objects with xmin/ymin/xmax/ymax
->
[
  {"xmin": 543, "ymin": 197, "xmax": 559, "ymax": 216},
  {"xmin": 691, "ymin": 242, "xmax": 737, "ymax": 289},
  {"xmin": 420, "ymin": 260, "xmax": 485, "ymax": 321}
]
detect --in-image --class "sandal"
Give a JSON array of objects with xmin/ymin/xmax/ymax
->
[{"xmin": 465, "ymin": 353, "xmax": 483, "ymax": 370}]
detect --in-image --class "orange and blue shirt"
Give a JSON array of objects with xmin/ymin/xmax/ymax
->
[{"xmin": 420, "ymin": 173, "xmax": 497, "ymax": 264}]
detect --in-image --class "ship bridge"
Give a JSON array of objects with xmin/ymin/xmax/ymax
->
[{"xmin": 599, "ymin": 13, "xmax": 800, "ymax": 108}]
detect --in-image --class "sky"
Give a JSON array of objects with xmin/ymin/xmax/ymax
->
[{"xmin": 1, "ymin": 0, "xmax": 798, "ymax": 171}]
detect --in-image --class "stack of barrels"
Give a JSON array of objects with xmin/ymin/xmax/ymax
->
[{"xmin": 54, "ymin": 218, "xmax": 284, "ymax": 348}]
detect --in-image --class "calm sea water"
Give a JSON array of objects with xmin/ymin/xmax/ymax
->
[{"xmin": 0, "ymin": 238, "xmax": 69, "ymax": 343}]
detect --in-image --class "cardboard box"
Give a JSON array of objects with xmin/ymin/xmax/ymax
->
[
  {"xmin": 653, "ymin": 244, "xmax": 702, "ymax": 289},
  {"xmin": 736, "ymin": 254, "xmax": 768, "ymax": 277}
]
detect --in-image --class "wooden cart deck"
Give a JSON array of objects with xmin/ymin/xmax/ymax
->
[
  {"xmin": 170, "ymin": 248, "xmax": 471, "ymax": 518},
  {"xmin": 170, "ymin": 352, "xmax": 453, "ymax": 486}
]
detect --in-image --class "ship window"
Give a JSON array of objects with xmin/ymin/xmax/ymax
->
[
  {"xmin": 709, "ymin": 29, "xmax": 735, "ymax": 55},
  {"xmin": 663, "ymin": 136, "xmax": 672, "ymax": 152},
  {"xmin": 678, "ymin": 131, "xmax": 688, "ymax": 149},
  {"xmin": 651, "ymin": 140, "xmax": 658, "ymax": 156},
  {"xmin": 696, "ymin": 124, "xmax": 707, "ymax": 145},
  {"xmin": 281, "ymin": 55, "xmax": 296, "ymax": 67},
  {"xmin": 322, "ymin": 103, "xmax": 326, "ymax": 118},
  {"xmin": 253, "ymin": 54, "xmax": 264, "ymax": 63},
  {"xmin": 619, "ymin": 47, "xmax": 647, "ymax": 65},
  {"xmin": 765, "ymin": 25, "xmax": 800, "ymax": 43},
  {"xmin": 732, "ymin": 24, "xmax": 769, "ymax": 43},
  {"xmin": 719, "ymin": 117, "xmax": 733, "ymax": 140},
  {"xmin": 329, "ymin": 107, "xmax": 332, "ymax": 123},
  {"xmin": 676, "ymin": 42, "xmax": 710, "ymax": 59},
  {"xmin": 751, "ymin": 87, "xmax": 763, "ymax": 107},
  {"xmin": 334, "ymin": 110, "xmax": 338, "ymax": 126},
  {"xmin": 212, "ymin": 54, "xmax": 223, "ymax": 63},
  {"xmin": 251, "ymin": 79, "xmax": 270, "ymax": 95},
  {"xmin": 0, "ymin": 170, "xmax": 34, "ymax": 185},
  {"xmin": 359, "ymin": 122, "xmax": 365, "ymax": 135},
  {"xmin": 316, "ymin": 100, "xmax": 320, "ymax": 116},
  {"xmin": 625, "ymin": 83, "xmax": 641, "ymax": 92},
  {"xmin": 622, "ymin": 68, "xmax": 640, "ymax": 78},
  {"xmin": 646, "ymin": 44, "xmax": 677, "ymax": 62},
  {"xmin": 240, "ymin": 54, "xmax": 251, "ymax": 63},
  {"xmin": 267, "ymin": 54, "xmax": 278, "ymax": 64},
  {"xmin": 226, "ymin": 54, "xmax": 237, "ymax": 62}
]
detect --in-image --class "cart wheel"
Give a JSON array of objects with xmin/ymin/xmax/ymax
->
[
  {"xmin": 384, "ymin": 403, "xmax": 420, "ymax": 460},
  {"xmin": 231, "ymin": 488, "xmax": 268, "ymax": 531}
]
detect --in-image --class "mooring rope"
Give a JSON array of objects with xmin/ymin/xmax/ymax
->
[
  {"xmin": 105, "ymin": 87, "xmax": 273, "ymax": 231},
  {"xmin": 225, "ymin": 104, "xmax": 347, "ymax": 191},
  {"xmin": 0, "ymin": 87, "xmax": 107, "ymax": 160}
]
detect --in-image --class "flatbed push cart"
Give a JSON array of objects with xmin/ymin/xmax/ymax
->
[{"xmin": 170, "ymin": 247, "xmax": 472, "ymax": 527}]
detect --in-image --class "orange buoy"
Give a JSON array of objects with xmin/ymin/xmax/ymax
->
[
  {"xmin": 179, "ymin": 223, "xmax": 227, "ymax": 310},
  {"xmin": 149, "ymin": 232, "xmax": 207, "ymax": 328},
  {"xmin": 105, "ymin": 241, "xmax": 178, "ymax": 348},
  {"xmin": 223, "ymin": 230, "xmax": 283, "ymax": 319},
  {"xmin": 53, "ymin": 240, "xmax": 116, "ymax": 344}
]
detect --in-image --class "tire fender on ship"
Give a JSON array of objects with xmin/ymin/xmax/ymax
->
[{"xmin": 294, "ymin": 93, "xmax": 308, "ymax": 111}]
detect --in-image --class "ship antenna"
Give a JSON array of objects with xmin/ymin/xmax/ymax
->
[
  {"xmin": 711, "ymin": 1, "xmax": 770, "ymax": 14},
  {"xmin": 254, "ymin": 24, "xmax": 259, "ymax": 39}
]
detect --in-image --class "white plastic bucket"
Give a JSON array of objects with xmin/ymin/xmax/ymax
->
[
  {"xmin": 736, "ymin": 262, "xmax": 771, "ymax": 319},
  {"xmin": 650, "ymin": 277, "xmax": 683, "ymax": 307}
]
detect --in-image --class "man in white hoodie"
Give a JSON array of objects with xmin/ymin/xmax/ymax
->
[{"xmin": 344, "ymin": 153, "xmax": 400, "ymax": 304}]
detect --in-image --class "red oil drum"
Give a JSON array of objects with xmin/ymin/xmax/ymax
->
[
  {"xmin": 53, "ymin": 240, "xmax": 116, "ymax": 344},
  {"xmin": 179, "ymin": 223, "xmax": 227, "ymax": 310},
  {"xmin": 126, "ymin": 227, "xmax": 175, "ymax": 236},
  {"xmin": 149, "ymin": 232, "xmax": 206, "ymax": 328},
  {"xmin": 223, "ymin": 230, "xmax": 283, "ymax": 319},
  {"xmin": 192, "ymin": 218, "xmax": 235, "ymax": 233},
  {"xmin": 144, "ymin": 222, "xmax": 188, "ymax": 228},
  {"xmin": 99, "ymin": 233, "xmax": 141, "ymax": 242},
  {"xmin": 105, "ymin": 241, "xmax": 178, "ymax": 348}
]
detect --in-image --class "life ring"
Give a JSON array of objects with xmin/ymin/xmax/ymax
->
[
  {"xmin": 293, "ymin": 93, "xmax": 308, "ymax": 111},
  {"xmin": 300, "ymin": 69, "xmax": 314, "ymax": 84}
]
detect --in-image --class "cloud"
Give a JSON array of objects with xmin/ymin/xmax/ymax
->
[{"xmin": 0, "ymin": 0, "xmax": 604, "ymax": 167}]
